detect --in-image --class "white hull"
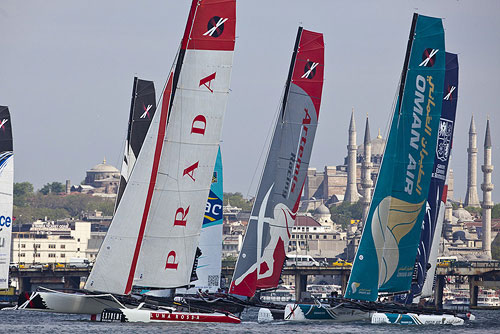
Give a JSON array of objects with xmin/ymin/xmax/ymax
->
[
  {"xmin": 17, "ymin": 290, "xmax": 125, "ymax": 315},
  {"xmin": 371, "ymin": 312, "xmax": 465, "ymax": 325}
]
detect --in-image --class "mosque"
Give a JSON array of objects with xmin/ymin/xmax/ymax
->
[
  {"xmin": 69, "ymin": 158, "xmax": 120, "ymax": 196},
  {"xmin": 300, "ymin": 112, "xmax": 494, "ymax": 260}
]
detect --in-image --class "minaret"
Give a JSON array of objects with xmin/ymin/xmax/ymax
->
[
  {"xmin": 361, "ymin": 115, "xmax": 373, "ymax": 221},
  {"xmin": 464, "ymin": 115, "xmax": 480, "ymax": 207},
  {"xmin": 344, "ymin": 110, "xmax": 359, "ymax": 203},
  {"xmin": 481, "ymin": 118, "xmax": 494, "ymax": 258}
]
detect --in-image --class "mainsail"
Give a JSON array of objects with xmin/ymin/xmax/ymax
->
[
  {"xmin": 86, "ymin": 0, "xmax": 235, "ymax": 295},
  {"xmin": 116, "ymin": 77, "xmax": 156, "ymax": 210},
  {"xmin": 405, "ymin": 52, "xmax": 458, "ymax": 302},
  {"xmin": 230, "ymin": 27, "xmax": 324, "ymax": 297},
  {"xmin": 0, "ymin": 106, "xmax": 13, "ymax": 290},
  {"xmin": 345, "ymin": 14, "xmax": 446, "ymax": 301}
]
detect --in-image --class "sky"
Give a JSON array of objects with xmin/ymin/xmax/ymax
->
[{"xmin": 0, "ymin": 0, "xmax": 498, "ymax": 203}]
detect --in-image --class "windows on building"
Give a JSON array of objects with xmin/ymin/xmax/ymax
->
[
  {"xmin": 21, "ymin": 244, "xmax": 26, "ymax": 248},
  {"xmin": 49, "ymin": 244, "xmax": 56, "ymax": 249},
  {"xmin": 60, "ymin": 254, "xmax": 65, "ymax": 258},
  {"xmin": 48, "ymin": 253, "xmax": 56, "ymax": 258},
  {"xmin": 60, "ymin": 245, "xmax": 65, "ymax": 249},
  {"xmin": 34, "ymin": 244, "xmax": 41, "ymax": 249}
]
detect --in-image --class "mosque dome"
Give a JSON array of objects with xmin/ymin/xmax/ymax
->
[
  {"xmin": 89, "ymin": 158, "xmax": 119, "ymax": 173},
  {"xmin": 452, "ymin": 204, "xmax": 473, "ymax": 222},
  {"xmin": 357, "ymin": 128, "xmax": 386, "ymax": 157},
  {"xmin": 314, "ymin": 203, "xmax": 331, "ymax": 217},
  {"xmin": 85, "ymin": 158, "xmax": 120, "ymax": 191}
]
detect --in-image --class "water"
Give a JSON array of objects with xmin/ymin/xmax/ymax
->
[{"xmin": 0, "ymin": 308, "xmax": 499, "ymax": 334}]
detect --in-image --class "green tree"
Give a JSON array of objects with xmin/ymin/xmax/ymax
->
[
  {"xmin": 492, "ymin": 203, "xmax": 500, "ymax": 219},
  {"xmin": 329, "ymin": 201, "xmax": 363, "ymax": 229},
  {"xmin": 223, "ymin": 192, "xmax": 253, "ymax": 211},
  {"xmin": 39, "ymin": 182, "xmax": 66, "ymax": 195},
  {"xmin": 13, "ymin": 182, "xmax": 34, "ymax": 206}
]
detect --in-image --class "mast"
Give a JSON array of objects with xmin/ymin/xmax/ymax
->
[
  {"xmin": 281, "ymin": 26, "xmax": 303, "ymax": 118},
  {"xmin": 397, "ymin": 13, "xmax": 418, "ymax": 116}
]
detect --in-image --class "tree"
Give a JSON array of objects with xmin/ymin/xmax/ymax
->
[
  {"xmin": 223, "ymin": 192, "xmax": 253, "ymax": 211},
  {"xmin": 14, "ymin": 182, "xmax": 34, "ymax": 206},
  {"xmin": 492, "ymin": 203, "xmax": 500, "ymax": 219},
  {"xmin": 39, "ymin": 182, "xmax": 65, "ymax": 195},
  {"xmin": 329, "ymin": 201, "xmax": 363, "ymax": 229}
]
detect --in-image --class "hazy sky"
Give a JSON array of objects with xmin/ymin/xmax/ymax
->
[{"xmin": 0, "ymin": 0, "xmax": 498, "ymax": 203}]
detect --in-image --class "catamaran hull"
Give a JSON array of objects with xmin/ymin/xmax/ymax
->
[
  {"xmin": 284, "ymin": 303, "xmax": 370, "ymax": 322},
  {"xmin": 103, "ymin": 307, "xmax": 241, "ymax": 323},
  {"xmin": 17, "ymin": 290, "xmax": 124, "ymax": 315},
  {"xmin": 371, "ymin": 312, "xmax": 464, "ymax": 325}
]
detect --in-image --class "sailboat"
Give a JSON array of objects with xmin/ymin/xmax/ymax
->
[
  {"xmin": 284, "ymin": 14, "xmax": 466, "ymax": 325},
  {"xmin": 18, "ymin": 0, "xmax": 239, "ymax": 323},
  {"xmin": 229, "ymin": 26, "xmax": 324, "ymax": 311},
  {"xmin": 0, "ymin": 106, "xmax": 13, "ymax": 291}
]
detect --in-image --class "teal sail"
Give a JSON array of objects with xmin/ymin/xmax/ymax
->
[{"xmin": 345, "ymin": 14, "xmax": 446, "ymax": 301}]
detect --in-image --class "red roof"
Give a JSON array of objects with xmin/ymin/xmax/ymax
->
[{"xmin": 294, "ymin": 215, "xmax": 321, "ymax": 227}]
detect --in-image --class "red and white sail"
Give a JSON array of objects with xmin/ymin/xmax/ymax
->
[
  {"xmin": 230, "ymin": 28, "xmax": 324, "ymax": 297},
  {"xmin": 86, "ymin": 0, "xmax": 235, "ymax": 295}
]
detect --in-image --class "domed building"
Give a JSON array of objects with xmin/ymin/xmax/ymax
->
[{"xmin": 82, "ymin": 159, "xmax": 120, "ymax": 195}]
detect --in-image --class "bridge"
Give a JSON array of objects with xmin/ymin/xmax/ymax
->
[
  {"xmin": 9, "ymin": 267, "xmax": 92, "ymax": 292},
  {"xmin": 9, "ymin": 260, "xmax": 500, "ymax": 308}
]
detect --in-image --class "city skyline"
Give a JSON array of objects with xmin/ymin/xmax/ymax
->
[{"xmin": 0, "ymin": 0, "xmax": 498, "ymax": 202}]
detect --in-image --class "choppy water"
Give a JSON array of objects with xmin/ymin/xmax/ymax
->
[{"xmin": 0, "ymin": 308, "xmax": 499, "ymax": 334}]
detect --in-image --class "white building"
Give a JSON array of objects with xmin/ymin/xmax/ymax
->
[{"xmin": 11, "ymin": 220, "xmax": 94, "ymax": 265}]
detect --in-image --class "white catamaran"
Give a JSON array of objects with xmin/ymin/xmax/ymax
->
[{"xmin": 18, "ymin": 0, "xmax": 239, "ymax": 324}]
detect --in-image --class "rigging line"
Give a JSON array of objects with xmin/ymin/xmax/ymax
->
[{"xmin": 245, "ymin": 84, "xmax": 285, "ymax": 200}]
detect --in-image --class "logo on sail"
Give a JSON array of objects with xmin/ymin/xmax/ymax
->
[
  {"xmin": 443, "ymin": 85, "xmax": 456, "ymax": 101},
  {"xmin": 301, "ymin": 61, "xmax": 318, "ymax": 79},
  {"xmin": 203, "ymin": 16, "xmax": 228, "ymax": 37},
  {"xmin": 203, "ymin": 190, "xmax": 222, "ymax": 227},
  {"xmin": 0, "ymin": 119, "xmax": 8, "ymax": 131},
  {"xmin": 351, "ymin": 282, "xmax": 360, "ymax": 294},
  {"xmin": 372, "ymin": 196, "xmax": 425, "ymax": 286},
  {"xmin": 419, "ymin": 48, "xmax": 438, "ymax": 67},
  {"xmin": 436, "ymin": 119, "xmax": 453, "ymax": 162},
  {"xmin": 140, "ymin": 104, "xmax": 153, "ymax": 119}
]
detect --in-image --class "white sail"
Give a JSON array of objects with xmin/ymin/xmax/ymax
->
[
  {"xmin": 86, "ymin": 0, "xmax": 235, "ymax": 295},
  {"xmin": 0, "ymin": 106, "xmax": 13, "ymax": 290}
]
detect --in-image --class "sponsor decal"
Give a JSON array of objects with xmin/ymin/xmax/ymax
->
[
  {"xmin": 443, "ymin": 85, "xmax": 456, "ymax": 101},
  {"xmin": 0, "ymin": 119, "xmax": 8, "ymax": 131},
  {"xmin": 203, "ymin": 190, "xmax": 222, "ymax": 226},
  {"xmin": 301, "ymin": 61, "xmax": 318, "ymax": 79},
  {"xmin": 436, "ymin": 119, "xmax": 453, "ymax": 162},
  {"xmin": 419, "ymin": 48, "xmax": 438, "ymax": 67},
  {"xmin": 203, "ymin": 16, "xmax": 228, "ymax": 37},
  {"xmin": 0, "ymin": 216, "xmax": 11, "ymax": 228},
  {"xmin": 405, "ymin": 74, "xmax": 436, "ymax": 196},
  {"xmin": 140, "ymin": 104, "xmax": 153, "ymax": 119}
]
